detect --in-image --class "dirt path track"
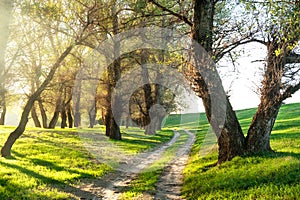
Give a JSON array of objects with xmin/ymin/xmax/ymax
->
[{"xmin": 71, "ymin": 130, "xmax": 195, "ymax": 200}]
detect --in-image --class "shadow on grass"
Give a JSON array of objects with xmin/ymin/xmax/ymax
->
[
  {"xmin": 11, "ymin": 150, "xmax": 102, "ymax": 178},
  {"xmin": 0, "ymin": 160, "xmax": 98, "ymax": 199},
  {"xmin": 17, "ymin": 134, "xmax": 95, "ymax": 160},
  {"xmin": 246, "ymin": 150, "xmax": 300, "ymax": 159},
  {"xmin": 271, "ymin": 131, "xmax": 300, "ymax": 140},
  {"xmin": 0, "ymin": 176, "xmax": 52, "ymax": 199}
]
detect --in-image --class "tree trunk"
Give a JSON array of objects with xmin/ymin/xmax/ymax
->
[
  {"xmin": 109, "ymin": 115, "xmax": 121, "ymax": 139},
  {"xmin": 1, "ymin": 98, "xmax": 34, "ymax": 157},
  {"xmin": 125, "ymin": 114, "xmax": 130, "ymax": 128},
  {"xmin": 191, "ymin": 0, "xmax": 245, "ymax": 164},
  {"xmin": 66, "ymin": 101, "xmax": 73, "ymax": 128},
  {"xmin": 246, "ymin": 103, "xmax": 281, "ymax": 152},
  {"xmin": 88, "ymin": 102, "xmax": 96, "ymax": 128},
  {"xmin": 60, "ymin": 88, "xmax": 67, "ymax": 128},
  {"xmin": 141, "ymin": 50, "xmax": 156, "ymax": 135},
  {"xmin": 105, "ymin": 108, "xmax": 112, "ymax": 137},
  {"xmin": 48, "ymin": 96, "xmax": 62, "ymax": 129},
  {"xmin": 0, "ymin": 96, "xmax": 6, "ymax": 125},
  {"xmin": 104, "ymin": 1, "xmax": 121, "ymax": 140},
  {"xmin": 60, "ymin": 105, "xmax": 67, "ymax": 128},
  {"xmin": 37, "ymin": 98, "xmax": 48, "ymax": 128},
  {"xmin": 31, "ymin": 102, "xmax": 41, "ymax": 128},
  {"xmin": 216, "ymin": 98, "xmax": 245, "ymax": 163},
  {"xmin": 155, "ymin": 114, "xmax": 165, "ymax": 131},
  {"xmin": 246, "ymin": 41, "xmax": 283, "ymax": 152}
]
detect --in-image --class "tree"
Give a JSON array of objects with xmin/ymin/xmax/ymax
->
[
  {"xmin": 149, "ymin": 0, "xmax": 246, "ymax": 163},
  {"xmin": 0, "ymin": 0, "xmax": 13, "ymax": 125},
  {"xmin": 245, "ymin": 0, "xmax": 300, "ymax": 152},
  {"xmin": 149, "ymin": 0, "xmax": 300, "ymax": 163},
  {"xmin": 1, "ymin": 0, "xmax": 93, "ymax": 157}
]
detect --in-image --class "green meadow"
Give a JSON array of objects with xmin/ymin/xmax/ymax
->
[
  {"xmin": 0, "ymin": 103, "xmax": 299, "ymax": 199},
  {"xmin": 181, "ymin": 103, "xmax": 300, "ymax": 200}
]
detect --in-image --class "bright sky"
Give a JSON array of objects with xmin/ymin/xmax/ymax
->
[{"xmin": 224, "ymin": 43, "xmax": 300, "ymax": 111}]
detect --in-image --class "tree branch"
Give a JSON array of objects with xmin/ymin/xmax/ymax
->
[
  {"xmin": 148, "ymin": 0, "xmax": 193, "ymax": 27},
  {"xmin": 281, "ymin": 82, "xmax": 300, "ymax": 101}
]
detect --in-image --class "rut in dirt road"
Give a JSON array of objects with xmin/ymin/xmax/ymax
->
[
  {"xmin": 154, "ymin": 130, "xmax": 196, "ymax": 200},
  {"xmin": 73, "ymin": 131, "xmax": 180, "ymax": 199}
]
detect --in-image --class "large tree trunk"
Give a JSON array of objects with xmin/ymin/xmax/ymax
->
[
  {"xmin": 246, "ymin": 103, "xmax": 281, "ymax": 152},
  {"xmin": 246, "ymin": 41, "xmax": 284, "ymax": 152},
  {"xmin": 191, "ymin": 0, "xmax": 245, "ymax": 163},
  {"xmin": 104, "ymin": 1, "xmax": 121, "ymax": 140},
  {"xmin": 141, "ymin": 50, "xmax": 156, "ymax": 135},
  {"xmin": 1, "ymin": 44, "xmax": 75, "ymax": 157},
  {"xmin": 217, "ymin": 98, "xmax": 245, "ymax": 163}
]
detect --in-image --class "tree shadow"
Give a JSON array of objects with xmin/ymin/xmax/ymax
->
[
  {"xmin": 246, "ymin": 150, "xmax": 300, "ymax": 159},
  {"xmin": 271, "ymin": 132, "xmax": 300, "ymax": 140},
  {"xmin": 0, "ymin": 160, "xmax": 100, "ymax": 199},
  {"xmin": 0, "ymin": 176, "xmax": 52, "ymax": 199}
]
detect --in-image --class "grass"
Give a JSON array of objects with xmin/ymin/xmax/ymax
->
[
  {"xmin": 0, "ymin": 126, "xmax": 173, "ymax": 199},
  {"xmin": 182, "ymin": 102, "xmax": 300, "ymax": 200},
  {"xmin": 1, "ymin": 103, "xmax": 299, "ymax": 199}
]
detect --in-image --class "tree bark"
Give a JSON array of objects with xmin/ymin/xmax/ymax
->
[
  {"xmin": 141, "ymin": 50, "xmax": 156, "ymax": 135},
  {"xmin": 1, "ymin": 44, "xmax": 75, "ymax": 157},
  {"xmin": 37, "ymin": 98, "xmax": 48, "ymax": 128},
  {"xmin": 73, "ymin": 78, "xmax": 81, "ymax": 127},
  {"xmin": 246, "ymin": 103, "xmax": 281, "ymax": 152},
  {"xmin": 60, "ymin": 104, "xmax": 67, "ymax": 128},
  {"xmin": 191, "ymin": 0, "xmax": 245, "ymax": 163},
  {"xmin": 104, "ymin": 0, "xmax": 121, "ymax": 140},
  {"xmin": 246, "ymin": 41, "xmax": 284, "ymax": 152},
  {"xmin": 125, "ymin": 114, "xmax": 130, "ymax": 128},
  {"xmin": 49, "ymin": 88, "xmax": 63, "ymax": 129},
  {"xmin": 66, "ymin": 100, "xmax": 73, "ymax": 128},
  {"xmin": 60, "ymin": 88, "xmax": 67, "ymax": 129},
  {"xmin": 31, "ymin": 102, "xmax": 41, "ymax": 128},
  {"xmin": 0, "ymin": 95, "xmax": 6, "ymax": 125},
  {"xmin": 105, "ymin": 107, "xmax": 112, "ymax": 137},
  {"xmin": 88, "ymin": 101, "xmax": 96, "ymax": 128}
]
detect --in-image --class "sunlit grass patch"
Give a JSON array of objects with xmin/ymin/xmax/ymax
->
[
  {"xmin": 182, "ymin": 103, "xmax": 300, "ymax": 199},
  {"xmin": 0, "ymin": 126, "xmax": 173, "ymax": 199}
]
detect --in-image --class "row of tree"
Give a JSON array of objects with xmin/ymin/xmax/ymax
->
[{"xmin": 0, "ymin": 0, "xmax": 299, "ymax": 165}]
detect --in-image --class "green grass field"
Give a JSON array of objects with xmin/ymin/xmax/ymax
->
[
  {"xmin": 181, "ymin": 103, "xmax": 300, "ymax": 200},
  {"xmin": 0, "ymin": 127, "xmax": 173, "ymax": 199},
  {"xmin": 0, "ymin": 103, "xmax": 299, "ymax": 199}
]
